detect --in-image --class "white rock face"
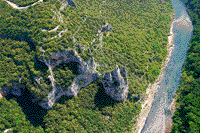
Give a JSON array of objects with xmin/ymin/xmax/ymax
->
[
  {"xmin": 102, "ymin": 65, "xmax": 129, "ymax": 102},
  {"xmin": 101, "ymin": 22, "xmax": 113, "ymax": 32}
]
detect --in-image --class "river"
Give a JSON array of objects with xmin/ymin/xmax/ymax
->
[{"xmin": 141, "ymin": 0, "xmax": 193, "ymax": 132}]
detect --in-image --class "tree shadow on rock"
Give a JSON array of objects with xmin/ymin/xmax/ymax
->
[
  {"xmin": 94, "ymin": 82, "xmax": 119, "ymax": 111},
  {"xmin": 6, "ymin": 88, "xmax": 48, "ymax": 128}
]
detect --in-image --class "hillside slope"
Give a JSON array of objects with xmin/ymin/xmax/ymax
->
[{"xmin": 0, "ymin": 0, "xmax": 173, "ymax": 132}]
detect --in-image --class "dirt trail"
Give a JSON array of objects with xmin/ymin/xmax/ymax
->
[
  {"xmin": 42, "ymin": 25, "xmax": 61, "ymax": 33},
  {"xmin": 4, "ymin": 0, "xmax": 43, "ymax": 10}
]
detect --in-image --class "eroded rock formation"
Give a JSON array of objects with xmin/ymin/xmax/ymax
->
[
  {"xmin": 102, "ymin": 65, "xmax": 129, "ymax": 102},
  {"xmin": 38, "ymin": 48, "xmax": 101, "ymax": 109}
]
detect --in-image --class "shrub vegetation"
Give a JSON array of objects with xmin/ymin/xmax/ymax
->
[{"xmin": 0, "ymin": 0, "xmax": 174, "ymax": 132}]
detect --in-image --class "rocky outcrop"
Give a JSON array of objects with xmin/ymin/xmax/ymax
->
[
  {"xmin": 101, "ymin": 22, "xmax": 113, "ymax": 32},
  {"xmin": 38, "ymin": 48, "xmax": 101, "ymax": 109},
  {"xmin": 102, "ymin": 65, "xmax": 129, "ymax": 102},
  {"xmin": 3, "ymin": 0, "xmax": 128, "ymax": 111},
  {"xmin": 40, "ymin": 48, "xmax": 85, "ymax": 69},
  {"xmin": 38, "ymin": 48, "xmax": 129, "ymax": 109}
]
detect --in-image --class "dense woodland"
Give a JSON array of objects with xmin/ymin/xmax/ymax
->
[
  {"xmin": 172, "ymin": 0, "xmax": 200, "ymax": 132},
  {"xmin": 0, "ymin": 0, "xmax": 174, "ymax": 132}
]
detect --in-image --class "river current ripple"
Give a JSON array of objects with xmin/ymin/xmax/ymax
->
[{"xmin": 141, "ymin": 0, "xmax": 193, "ymax": 132}]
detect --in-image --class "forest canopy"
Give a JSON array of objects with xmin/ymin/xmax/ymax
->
[{"xmin": 0, "ymin": 0, "xmax": 174, "ymax": 132}]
